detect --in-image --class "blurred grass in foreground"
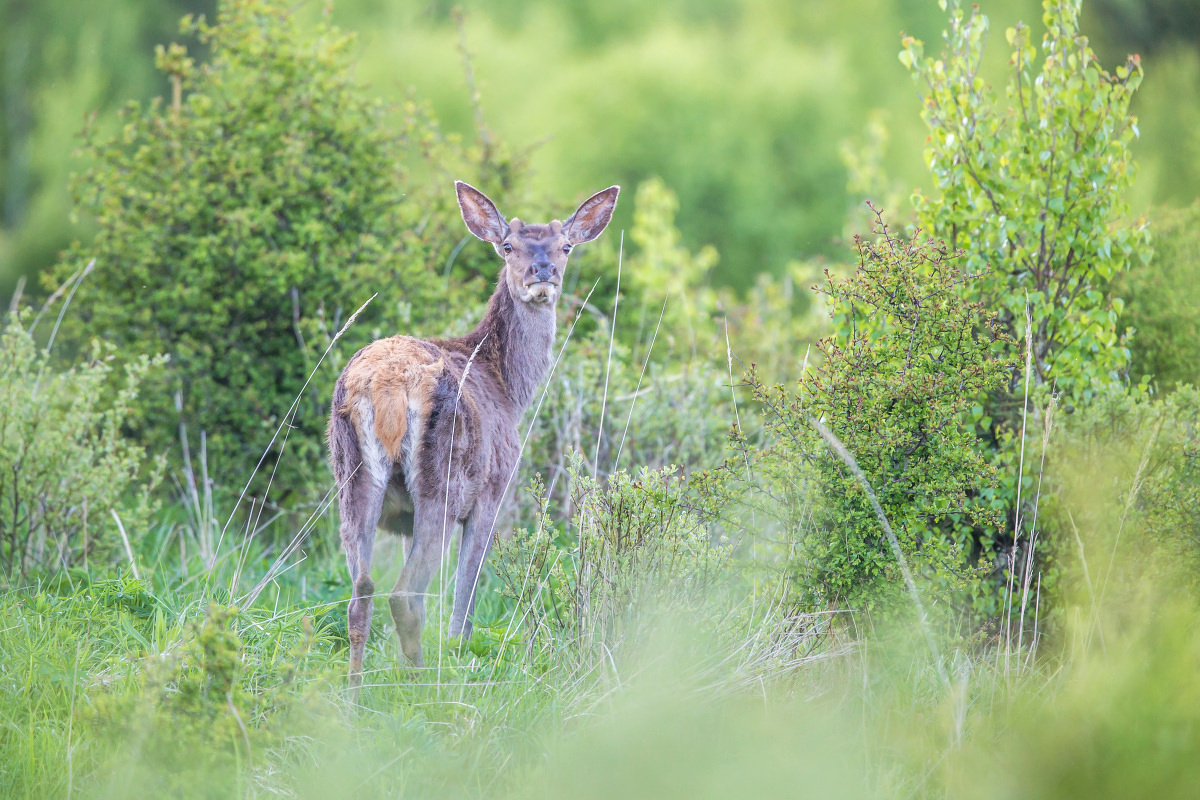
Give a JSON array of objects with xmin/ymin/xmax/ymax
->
[{"xmin": 2, "ymin": 503, "xmax": 1198, "ymax": 799}]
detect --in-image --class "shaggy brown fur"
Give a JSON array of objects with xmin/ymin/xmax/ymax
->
[
  {"xmin": 328, "ymin": 181, "xmax": 618, "ymax": 689},
  {"xmin": 340, "ymin": 338, "xmax": 443, "ymax": 461}
]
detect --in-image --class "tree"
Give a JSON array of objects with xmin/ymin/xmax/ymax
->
[{"xmin": 901, "ymin": 0, "xmax": 1151, "ymax": 404}]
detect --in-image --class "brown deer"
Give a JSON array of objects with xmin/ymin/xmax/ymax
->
[{"xmin": 328, "ymin": 181, "xmax": 619, "ymax": 688}]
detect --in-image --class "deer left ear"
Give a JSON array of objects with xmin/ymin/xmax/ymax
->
[{"xmin": 564, "ymin": 186, "xmax": 620, "ymax": 244}]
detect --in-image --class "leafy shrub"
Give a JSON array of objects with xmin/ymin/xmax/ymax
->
[
  {"xmin": 495, "ymin": 453, "xmax": 728, "ymax": 665},
  {"xmin": 520, "ymin": 325, "xmax": 736, "ymax": 525},
  {"xmin": 0, "ymin": 317, "xmax": 161, "ymax": 583},
  {"xmin": 1050, "ymin": 383, "xmax": 1200, "ymax": 604},
  {"xmin": 56, "ymin": 0, "xmax": 516, "ymax": 503},
  {"xmin": 1119, "ymin": 202, "xmax": 1200, "ymax": 390},
  {"xmin": 746, "ymin": 211, "xmax": 1012, "ymax": 614},
  {"xmin": 901, "ymin": 0, "xmax": 1151, "ymax": 402},
  {"xmin": 88, "ymin": 603, "xmax": 321, "ymax": 798}
]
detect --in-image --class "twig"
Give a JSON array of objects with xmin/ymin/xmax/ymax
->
[{"xmin": 7, "ymin": 275, "xmax": 25, "ymax": 315}]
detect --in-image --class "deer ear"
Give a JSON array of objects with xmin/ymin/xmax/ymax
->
[
  {"xmin": 564, "ymin": 186, "xmax": 620, "ymax": 244},
  {"xmin": 456, "ymin": 181, "xmax": 508, "ymax": 243}
]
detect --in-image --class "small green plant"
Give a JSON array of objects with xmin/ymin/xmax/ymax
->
[
  {"xmin": 88, "ymin": 603, "xmax": 320, "ymax": 798},
  {"xmin": 0, "ymin": 317, "xmax": 161, "ymax": 583},
  {"xmin": 496, "ymin": 453, "xmax": 728, "ymax": 665},
  {"xmin": 747, "ymin": 209, "xmax": 1012, "ymax": 614}
]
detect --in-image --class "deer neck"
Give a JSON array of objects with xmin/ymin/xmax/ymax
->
[{"xmin": 472, "ymin": 275, "xmax": 556, "ymax": 411}]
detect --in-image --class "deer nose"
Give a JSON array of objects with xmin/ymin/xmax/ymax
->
[{"xmin": 529, "ymin": 262, "xmax": 557, "ymax": 282}]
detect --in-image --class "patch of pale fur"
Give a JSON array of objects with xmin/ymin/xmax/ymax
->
[
  {"xmin": 353, "ymin": 396, "xmax": 392, "ymax": 490},
  {"xmin": 506, "ymin": 265, "xmax": 559, "ymax": 306},
  {"xmin": 401, "ymin": 402, "xmax": 425, "ymax": 491}
]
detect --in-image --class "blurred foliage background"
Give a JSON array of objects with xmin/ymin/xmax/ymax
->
[
  {"xmin": 2, "ymin": 0, "xmax": 1197, "ymax": 588},
  {"xmin": 3, "ymin": 0, "xmax": 1198, "ymax": 295}
]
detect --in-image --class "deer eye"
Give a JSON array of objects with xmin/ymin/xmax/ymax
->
[
  {"xmin": 503, "ymin": 243, "xmax": 513, "ymax": 254},
  {"xmin": 562, "ymin": 244, "xmax": 572, "ymax": 254}
]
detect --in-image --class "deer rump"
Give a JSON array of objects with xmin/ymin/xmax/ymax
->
[{"xmin": 328, "ymin": 335, "xmax": 495, "ymax": 540}]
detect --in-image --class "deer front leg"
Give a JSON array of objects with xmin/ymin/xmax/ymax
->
[
  {"xmin": 449, "ymin": 495, "xmax": 501, "ymax": 642},
  {"xmin": 388, "ymin": 503, "xmax": 455, "ymax": 668}
]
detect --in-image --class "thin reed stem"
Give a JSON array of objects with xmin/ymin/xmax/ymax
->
[
  {"xmin": 593, "ymin": 231, "xmax": 623, "ymax": 480},
  {"xmin": 810, "ymin": 417, "xmax": 948, "ymax": 686},
  {"xmin": 613, "ymin": 289, "xmax": 668, "ymax": 471}
]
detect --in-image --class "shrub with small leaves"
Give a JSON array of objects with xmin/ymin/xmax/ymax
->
[
  {"xmin": 88, "ymin": 603, "xmax": 321, "ymax": 798},
  {"xmin": 495, "ymin": 453, "xmax": 728, "ymax": 666},
  {"xmin": 0, "ymin": 317, "xmax": 161, "ymax": 583},
  {"xmin": 747, "ymin": 210, "xmax": 1012, "ymax": 614}
]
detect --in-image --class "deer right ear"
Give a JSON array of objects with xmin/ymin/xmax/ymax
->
[{"xmin": 456, "ymin": 181, "xmax": 509, "ymax": 244}]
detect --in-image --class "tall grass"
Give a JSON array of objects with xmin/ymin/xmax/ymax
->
[{"xmin": 5, "ymin": 523, "xmax": 1198, "ymax": 799}]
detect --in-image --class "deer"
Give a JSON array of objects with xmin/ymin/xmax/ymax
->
[{"xmin": 327, "ymin": 181, "xmax": 619, "ymax": 689}]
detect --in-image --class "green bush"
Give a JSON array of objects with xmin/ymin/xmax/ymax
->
[
  {"xmin": 1120, "ymin": 202, "xmax": 1200, "ymax": 390},
  {"xmin": 55, "ymin": 0, "xmax": 514, "ymax": 503},
  {"xmin": 1050, "ymin": 383, "xmax": 1200, "ymax": 604},
  {"xmin": 746, "ymin": 211, "xmax": 1012, "ymax": 614},
  {"xmin": 521, "ymin": 325, "xmax": 736, "ymax": 525},
  {"xmin": 0, "ymin": 316, "xmax": 161, "ymax": 583},
  {"xmin": 85, "ymin": 602, "xmax": 327, "ymax": 799}
]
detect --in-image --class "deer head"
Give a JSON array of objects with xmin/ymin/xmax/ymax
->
[{"xmin": 455, "ymin": 181, "xmax": 620, "ymax": 305}]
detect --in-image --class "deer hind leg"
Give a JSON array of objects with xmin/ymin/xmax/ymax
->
[
  {"xmin": 389, "ymin": 499, "xmax": 456, "ymax": 668},
  {"xmin": 342, "ymin": 476, "xmax": 387, "ymax": 694},
  {"xmin": 337, "ymin": 476, "xmax": 385, "ymax": 696},
  {"xmin": 334, "ymin": 408, "xmax": 391, "ymax": 696}
]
